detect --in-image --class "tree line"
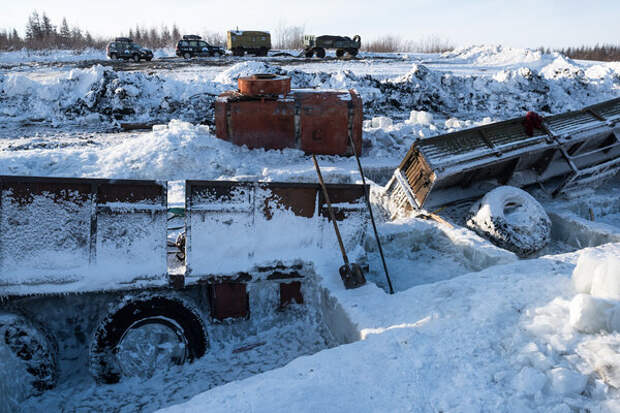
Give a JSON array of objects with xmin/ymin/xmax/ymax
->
[{"xmin": 540, "ymin": 45, "xmax": 620, "ymax": 62}]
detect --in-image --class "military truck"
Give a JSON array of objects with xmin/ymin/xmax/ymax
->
[
  {"xmin": 106, "ymin": 37, "xmax": 153, "ymax": 61},
  {"xmin": 176, "ymin": 35, "xmax": 225, "ymax": 59},
  {"xmin": 227, "ymin": 30, "xmax": 271, "ymax": 56},
  {"xmin": 303, "ymin": 35, "xmax": 361, "ymax": 58}
]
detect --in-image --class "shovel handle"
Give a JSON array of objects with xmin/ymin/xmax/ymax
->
[{"xmin": 312, "ymin": 154, "xmax": 350, "ymax": 268}]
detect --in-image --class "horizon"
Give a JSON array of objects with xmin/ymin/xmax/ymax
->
[{"xmin": 2, "ymin": 0, "xmax": 620, "ymax": 50}]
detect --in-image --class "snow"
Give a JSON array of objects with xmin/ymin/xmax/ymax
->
[
  {"xmin": 161, "ymin": 246, "xmax": 620, "ymax": 413},
  {"xmin": 0, "ymin": 45, "xmax": 619, "ymax": 412}
]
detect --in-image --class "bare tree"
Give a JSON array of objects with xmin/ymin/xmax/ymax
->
[{"xmin": 274, "ymin": 20, "xmax": 304, "ymax": 49}]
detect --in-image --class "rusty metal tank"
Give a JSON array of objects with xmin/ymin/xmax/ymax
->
[{"xmin": 215, "ymin": 74, "xmax": 363, "ymax": 156}]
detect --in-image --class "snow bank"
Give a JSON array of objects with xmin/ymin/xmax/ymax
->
[
  {"xmin": 214, "ymin": 61, "xmax": 278, "ymax": 84},
  {"xmin": 0, "ymin": 64, "xmax": 223, "ymax": 126},
  {"xmin": 161, "ymin": 246, "xmax": 620, "ymax": 412},
  {"xmin": 2, "ymin": 56, "xmax": 618, "ymax": 145},
  {"xmin": 0, "ymin": 48, "xmax": 106, "ymax": 64},
  {"xmin": 442, "ymin": 45, "xmax": 552, "ymax": 69},
  {"xmin": 569, "ymin": 246, "xmax": 620, "ymax": 334}
]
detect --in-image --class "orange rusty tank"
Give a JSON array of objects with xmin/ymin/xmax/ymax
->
[{"xmin": 215, "ymin": 74, "xmax": 362, "ymax": 156}]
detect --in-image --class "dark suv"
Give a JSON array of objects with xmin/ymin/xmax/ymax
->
[
  {"xmin": 176, "ymin": 35, "xmax": 225, "ymax": 59},
  {"xmin": 106, "ymin": 38, "xmax": 153, "ymax": 62}
]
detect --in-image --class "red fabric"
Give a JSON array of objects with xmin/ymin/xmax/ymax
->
[{"xmin": 524, "ymin": 111, "xmax": 544, "ymax": 137}]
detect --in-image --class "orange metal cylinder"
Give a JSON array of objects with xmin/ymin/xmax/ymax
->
[
  {"xmin": 238, "ymin": 74, "xmax": 291, "ymax": 97},
  {"xmin": 215, "ymin": 88, "xmax": 363, "ymax": 156}
]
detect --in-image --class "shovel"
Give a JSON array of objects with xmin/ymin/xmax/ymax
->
[{"xmin": 312, "ymin": 154, "xmax": 366, "ymax": 289}]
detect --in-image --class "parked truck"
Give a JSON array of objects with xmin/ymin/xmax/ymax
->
[
  {"xmin": 227, "ymin": 30, "xmax": 271, "ymax": 56},
  {"xmin": 303, "ymin": 35, "xmax": 361, "ymax": 58},
  {"xmin": 0, "ymin": 176, "xmax": 367, "ymax": 396}
]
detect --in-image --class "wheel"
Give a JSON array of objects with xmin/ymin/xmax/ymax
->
[
  {"xmin": 232, "ymin": 48, "xmax": 244, "ymax": 57},
  {"xmin": 132, "ymin": 54, "xmax": 140, "ymax": 62},
  {"xmin": 347, "ymin": 48, "xmax": 359, "ymax": 57},
  {"xmin": 183, "ymin": 52, "xmax": 191, "ymax": 59},
  {"xmin": 466, "ymin": 186, "xmax": 551, "ymax": 257},
  {"xmin": 0, "ymin": 313, "xmax": 57, "ymax": 395},
  {"xmin": 258, "ymin": 47, "xmax": 268, "ymax": 57},
  {"xmin": 336, "ymin": 49, "xmax": 345, "ymax": 58},
  {"xmin": 304, "ymin": 48, "xmax": 314, "ymax": 58},
  {"xmin": 315, "ymin": 47, "xmax": 326, "ymax": 58},
  {"xmin": 89, "ymin": 294, "xmax": 208, "ymax": 384},
  {"xmin": 146, "ymin": 57, "xmax": 152, "ymax": 61},
  {"xmin": 110, "ymin": 53, "xmax": 118, "ymax": 60}
]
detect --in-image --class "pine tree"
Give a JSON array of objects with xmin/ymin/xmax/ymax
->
[
  {"xmin": 25, "ymin": 11, "xmax": 42, "ymax": 47},
  {"xmin": 171, "ymin": 24, "xmax": 180, "ymax": 43},
  {"xmin": 59, "ymin": 17, "xmax": 71, "ymax": 47}
]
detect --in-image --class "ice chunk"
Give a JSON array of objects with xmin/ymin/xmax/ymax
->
[
  {"xmin": 548, "ymin": 367, "xmax": 587, "ymax": 395},
  {"xmin": 569, "ymin": 294, "xmax": 613, "ymax": 333},
  {"xmin": 444, "ymin": 118, "xmax": 462, "ymax": 129},
  {"xmin": 406, "ymin": 110, "xmax": 433, "ymax": 126},
  {"xmin": 512, "ymin": 366, "xmax": 547, "ymax": 395},
  {"xmin": 371, "ymin": 116, "xmax": 393, "ymax": 129},
  {"xmin": 590, "ymin": 254, "xmax": 620, "ymax": 300},
  {"xmin": 606, "ymin": 304, "xmax": 620, "ymax": 332}
]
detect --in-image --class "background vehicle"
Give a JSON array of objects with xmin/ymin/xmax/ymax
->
[
  {"xmin": 176, "ymin": 35, "xmax": 225, "ymax": 59},
  {"xmin": 106, "ymin": 37, "xmax": 153, "ymax": 61},
  {"xmin": 227, "ymin": 30, "xmax": 271, "ymax": 56},
  {"xmin": 303, "ymin": 35, "xmax": 361, "ymax": 58}
]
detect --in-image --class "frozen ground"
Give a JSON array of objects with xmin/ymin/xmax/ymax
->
[{"xmin": 0, "ymin": 46, "xmax": 619, "ymax": 412}]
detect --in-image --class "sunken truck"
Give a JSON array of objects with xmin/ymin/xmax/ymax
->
[
  {"xmin": 0, "ymin": 176, "xmax": 368, "ymax": 395},
  {"xmin": 303, "ymin": 35, "xmax": 361, "ymax": 58}
]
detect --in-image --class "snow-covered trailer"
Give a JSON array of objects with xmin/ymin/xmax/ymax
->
[
  {"xmin": 386, "ymin": 98, "xmax": 620, "ymax": 212},
  {"xmin": 0, "ymin": 176, "xmax": 367, "ymax": 391}
]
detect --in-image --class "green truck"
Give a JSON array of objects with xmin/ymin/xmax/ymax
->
[
  {"xmin": 227, "ymin": 30, "xmax": 271, "ymax": 56},
  {"xmin": 303, "ymin": 35, "xmax": 361, "ymax": 58}
]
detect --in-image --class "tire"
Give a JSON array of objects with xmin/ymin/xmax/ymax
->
[
  {"xmin": 183, "ymin": 52, "xmax": 191, "ymax": 59},
  {"xmin": 347, "ymin": 48, "xmax": 359, "ymax": 57},
  {"xmin": 146, "ymin": 57, "xmax": 152, "ymax": 61},
  {"xmin": 466, "ymin": 186, "xmax": 551, "ymax": 257},
  {"xmin": 258, "ymin": 47, "xmax": 268, "ymax": 57},
  {"xmin": 110, "ymin": 53, "xmax": 118, "ymax": 60},
  {"xmin": 315, "ymin": 47, "xmax": 326, "ymax": 58},
  {"xmin": 89, "ymin": 294, "xmax": 208, "ymax": 384},
  {"xmin": 232, "ymin": 48, "xmax": 244, "ymax": 57},
  {"xmin": 132, "ymin": 54, "xmax": 140, "ymax": 62},
  {"xmin": 304, "ymin": 49, "xmax": 314, "ymax": 58},
  {"xmin": 336, "ymin": 49, "xmax": 345, "ymax": 58},
  {"xmin": 0, "ymin": 313, "xmax": 57, "ymax": 394}
]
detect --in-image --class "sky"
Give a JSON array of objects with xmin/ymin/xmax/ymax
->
[{"xmin": 2, "ymin": 0, "xmax": 619, "ymax": 49}]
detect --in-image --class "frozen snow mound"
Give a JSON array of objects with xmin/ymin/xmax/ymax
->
[
  {"xmin": 466, "ymin": 186, "xmax": 551, "ymax": 257},
  {"xmin": 0, "ymin": 48, "xmax": 106, "ymax": 64},
  {"xmin": 569, "ymin": 245, "xmax": 620, "ymax": 334},
  {"xmin": 441, "ymin": 44, "xmax": 550, "ymax": 67},
  {"xmin": 214, "ymin": 61, "xmax": 279, "ymax": 84}
]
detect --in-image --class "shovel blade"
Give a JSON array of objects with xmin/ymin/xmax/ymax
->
[{"xmin": 339, "ymin": 263, "xmax": 366, "ymax": 289}]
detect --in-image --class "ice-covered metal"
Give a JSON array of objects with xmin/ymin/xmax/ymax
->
[
  {"xmin": 386, "ymin": 98, "xmax": 620, "ymax": 211},
  {"xmin": 0, "ymin": 176, "xmax": 167, "ymax": 295},
  {"xmin": 184, "ymin": 180, "xmax": 367, "ymax": 282}
]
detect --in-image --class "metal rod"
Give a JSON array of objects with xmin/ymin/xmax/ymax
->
[
  {"xmin": 311, "ymin": 154, "xmax": 350, "ymax": 268},
  {"xmin": 348, "ymin": 138, "xmax": 395, "ymax": 295}
]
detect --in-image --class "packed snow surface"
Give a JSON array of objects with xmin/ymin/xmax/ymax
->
[{"xmin": 0, "ymin": 45, "xmax": 619, "ymax": 412}]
